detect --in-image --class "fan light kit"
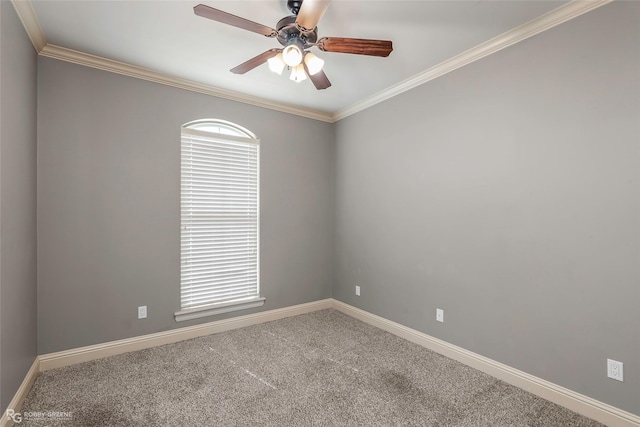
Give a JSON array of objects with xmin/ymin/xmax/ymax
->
[
  {"xmin": 268, "ymin": 53, "xmax": 286, "ymax": 75},
  {"xmin": 282, "ymin": 45, "xmax": 303, "ymax": 67},
  {"xmin": 304, "ymin": 52, "xmax": 324, "ymax": 75},
  {"xmin": 194, "ymin": 0, "xmax": 393, "ymax": 90},
  {"xmin": 290, "ymin": 64, "xmax": 307, "ymax": 82}
]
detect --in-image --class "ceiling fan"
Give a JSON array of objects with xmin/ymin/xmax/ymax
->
[{"xmin": 194, "ymin": 0, "xmax": 393, "ymax": 90}]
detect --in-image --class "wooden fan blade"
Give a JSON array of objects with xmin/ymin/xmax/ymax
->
[
  {"xmin": 317, "ymin": 37, "xmax": 393, "ymax": 57},
  {"xmin": 194, "ymin": 4, "xmax": 277, "ymax": 37},
  {"xmin": 303, "ymin": 63, "xmax": 331, "ymax": 90},
  {"xmin": 295, "ymin": 0, "xmax": 331, "ymax": 32},
  {"xmin": 230, "ymin": 49, "xmax": 281, "ymax": 74}
]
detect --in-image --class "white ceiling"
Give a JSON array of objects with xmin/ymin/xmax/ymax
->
[{"xmin": 26, "ymin": 0, "xmax": 573, "ymax": 116}]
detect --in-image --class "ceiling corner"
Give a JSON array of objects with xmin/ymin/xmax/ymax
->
[{"xmin": 11, "ymin": 0, "xmax": 46, "ymax": 53}]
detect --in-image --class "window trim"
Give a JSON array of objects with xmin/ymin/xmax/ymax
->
[
  {"xmin": 175, "ymin": 120, "xmax": 263, "ymax": 322},
  {"xmin": 175, "ymin": 297, "xmax": 266, "ymax": 322}
]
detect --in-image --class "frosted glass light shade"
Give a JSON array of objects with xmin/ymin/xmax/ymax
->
[
  {"xmin": 289, "ymin": 64, "xmax": 307, "ymax": 82},
  {"xmin": 282, "ymin": 45, "xmax": 303, "ymax": 67},
  {"xmin": 268, "ymin": 53, "xmax": 285, "ymax": 75},
  {"xmin": 304, "ymin": 52, "xmax": 324, "ymax": 75}
]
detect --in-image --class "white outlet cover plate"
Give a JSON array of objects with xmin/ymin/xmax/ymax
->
[
  {"xmin": 138, "ymin": 306, "xmax": 147, "ymax": 319},
  {"xmin": 436, "ymin": 308, "xmax": 444, "ymax": 323},
  {"xmin": 355, "ymin": 286, "xmax": 361, "ymax": 296},
  {"xmin": 607, "ymin": 359, "xmax": 623, "ymax": 381}
]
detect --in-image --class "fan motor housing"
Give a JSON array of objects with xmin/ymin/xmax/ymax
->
[{"xmin": 276, "ymin": 15, "xmax": 318, "ymax": 47}]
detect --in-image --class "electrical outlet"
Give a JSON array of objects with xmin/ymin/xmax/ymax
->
[
  {"xmin": 355, "ymin": 286, "xmax": 361, "ymax": 296},
  {"xmin": 436, "ymin": 308, "xmax": 444, "ymax": 323},
  {"xmin": 138, "ymin": 306, "xmax": 147, "ymax": 319},
  {"xmin": 607, "ymin": 359, "xmax": 623, "ymax": 382}
]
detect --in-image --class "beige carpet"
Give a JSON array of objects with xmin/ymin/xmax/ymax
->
[{"xmin": 21, "ymin": 309, "xmax": 604, "ymax": 426}]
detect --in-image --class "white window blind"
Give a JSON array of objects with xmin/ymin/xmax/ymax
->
[{"xmin": 176, "ymin": 124, "xmax": 263, "ymax": 322}]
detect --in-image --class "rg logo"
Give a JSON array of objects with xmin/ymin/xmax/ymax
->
[{"xmin": 6, "ymin": 409, "xmax": 22, "ymax": 423}]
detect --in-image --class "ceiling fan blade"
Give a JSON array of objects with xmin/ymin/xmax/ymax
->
[
  {"xmin": 303, "ymin": 63, "xmax": 331, "ymax": 90},
  {"xmin": 194, "ymin": 4, "xmax": 277, "ymax": 37},
  {"xmin": 317, "ymin": 37, "xmax": 393, "ymax": 57},
  {"xmin": 230, "ymin": 49, "xmax": 281, "ymax": 74},
  {"xmin": 295, "ymin": 0, "xmax": 331, "ymax": 32}
]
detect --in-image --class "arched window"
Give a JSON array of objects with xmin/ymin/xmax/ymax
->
[
  {"xmin": 184, "ymin": 119, "xmax": 255, "ymax": 138},
  {"xmin": 176, "ymin": 120, "xmax": 263, "ymax": 322}
]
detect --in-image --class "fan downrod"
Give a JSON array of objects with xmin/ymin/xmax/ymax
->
[{"xmin": 287, "ymin": 0, "xmax": 303, "ymax": 15}]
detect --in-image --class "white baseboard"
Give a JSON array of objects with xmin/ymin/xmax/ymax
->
[
  {"xmin": 5, "ymin": 298, "xmax": 638, "ymax": 427},
  {"xmin": 331, "ymin": 299, "xmax": 640, "ymax": 427},
  {"xmin": 39, "ymin": 298, "xmax": 332, "ymax": 371},
  {"xmin": 0, "ymin": 358, "xmax": 40, "ymax": 427}
]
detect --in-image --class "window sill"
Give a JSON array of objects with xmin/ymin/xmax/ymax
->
[{"xmin": 174, "ymin": 297, "xmax": 266, "ymax": 322}]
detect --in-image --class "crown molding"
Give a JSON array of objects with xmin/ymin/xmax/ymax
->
[
  {"xmin": 39, "ymin": 44, "xmax": 334, "ymax": 123},
  {"xmin": 12, "ymin": 0, "xmax": 610, "ymax": 123},
  {"xmin": 10, "ymin": 0, "xmax": 46, "ymax": 52},
  {"xmin": 332, "ymin": 0, "xmax": 613, "ymax": 122}
]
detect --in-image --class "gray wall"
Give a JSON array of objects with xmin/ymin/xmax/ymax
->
[
  {"xmin": 333, "ymin": 1, "xmax": 639, "ymax": 416},
  {"xmin": 0, "ymin": 1, "xmax": 38, "ymax": 413},
  {"xmin": 19, "ymin": 0, "xmax": 640, "ymax": 418},
  {"xmin": 37, "ymin": 58, "xmax": 334, "ymax": 354}
]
